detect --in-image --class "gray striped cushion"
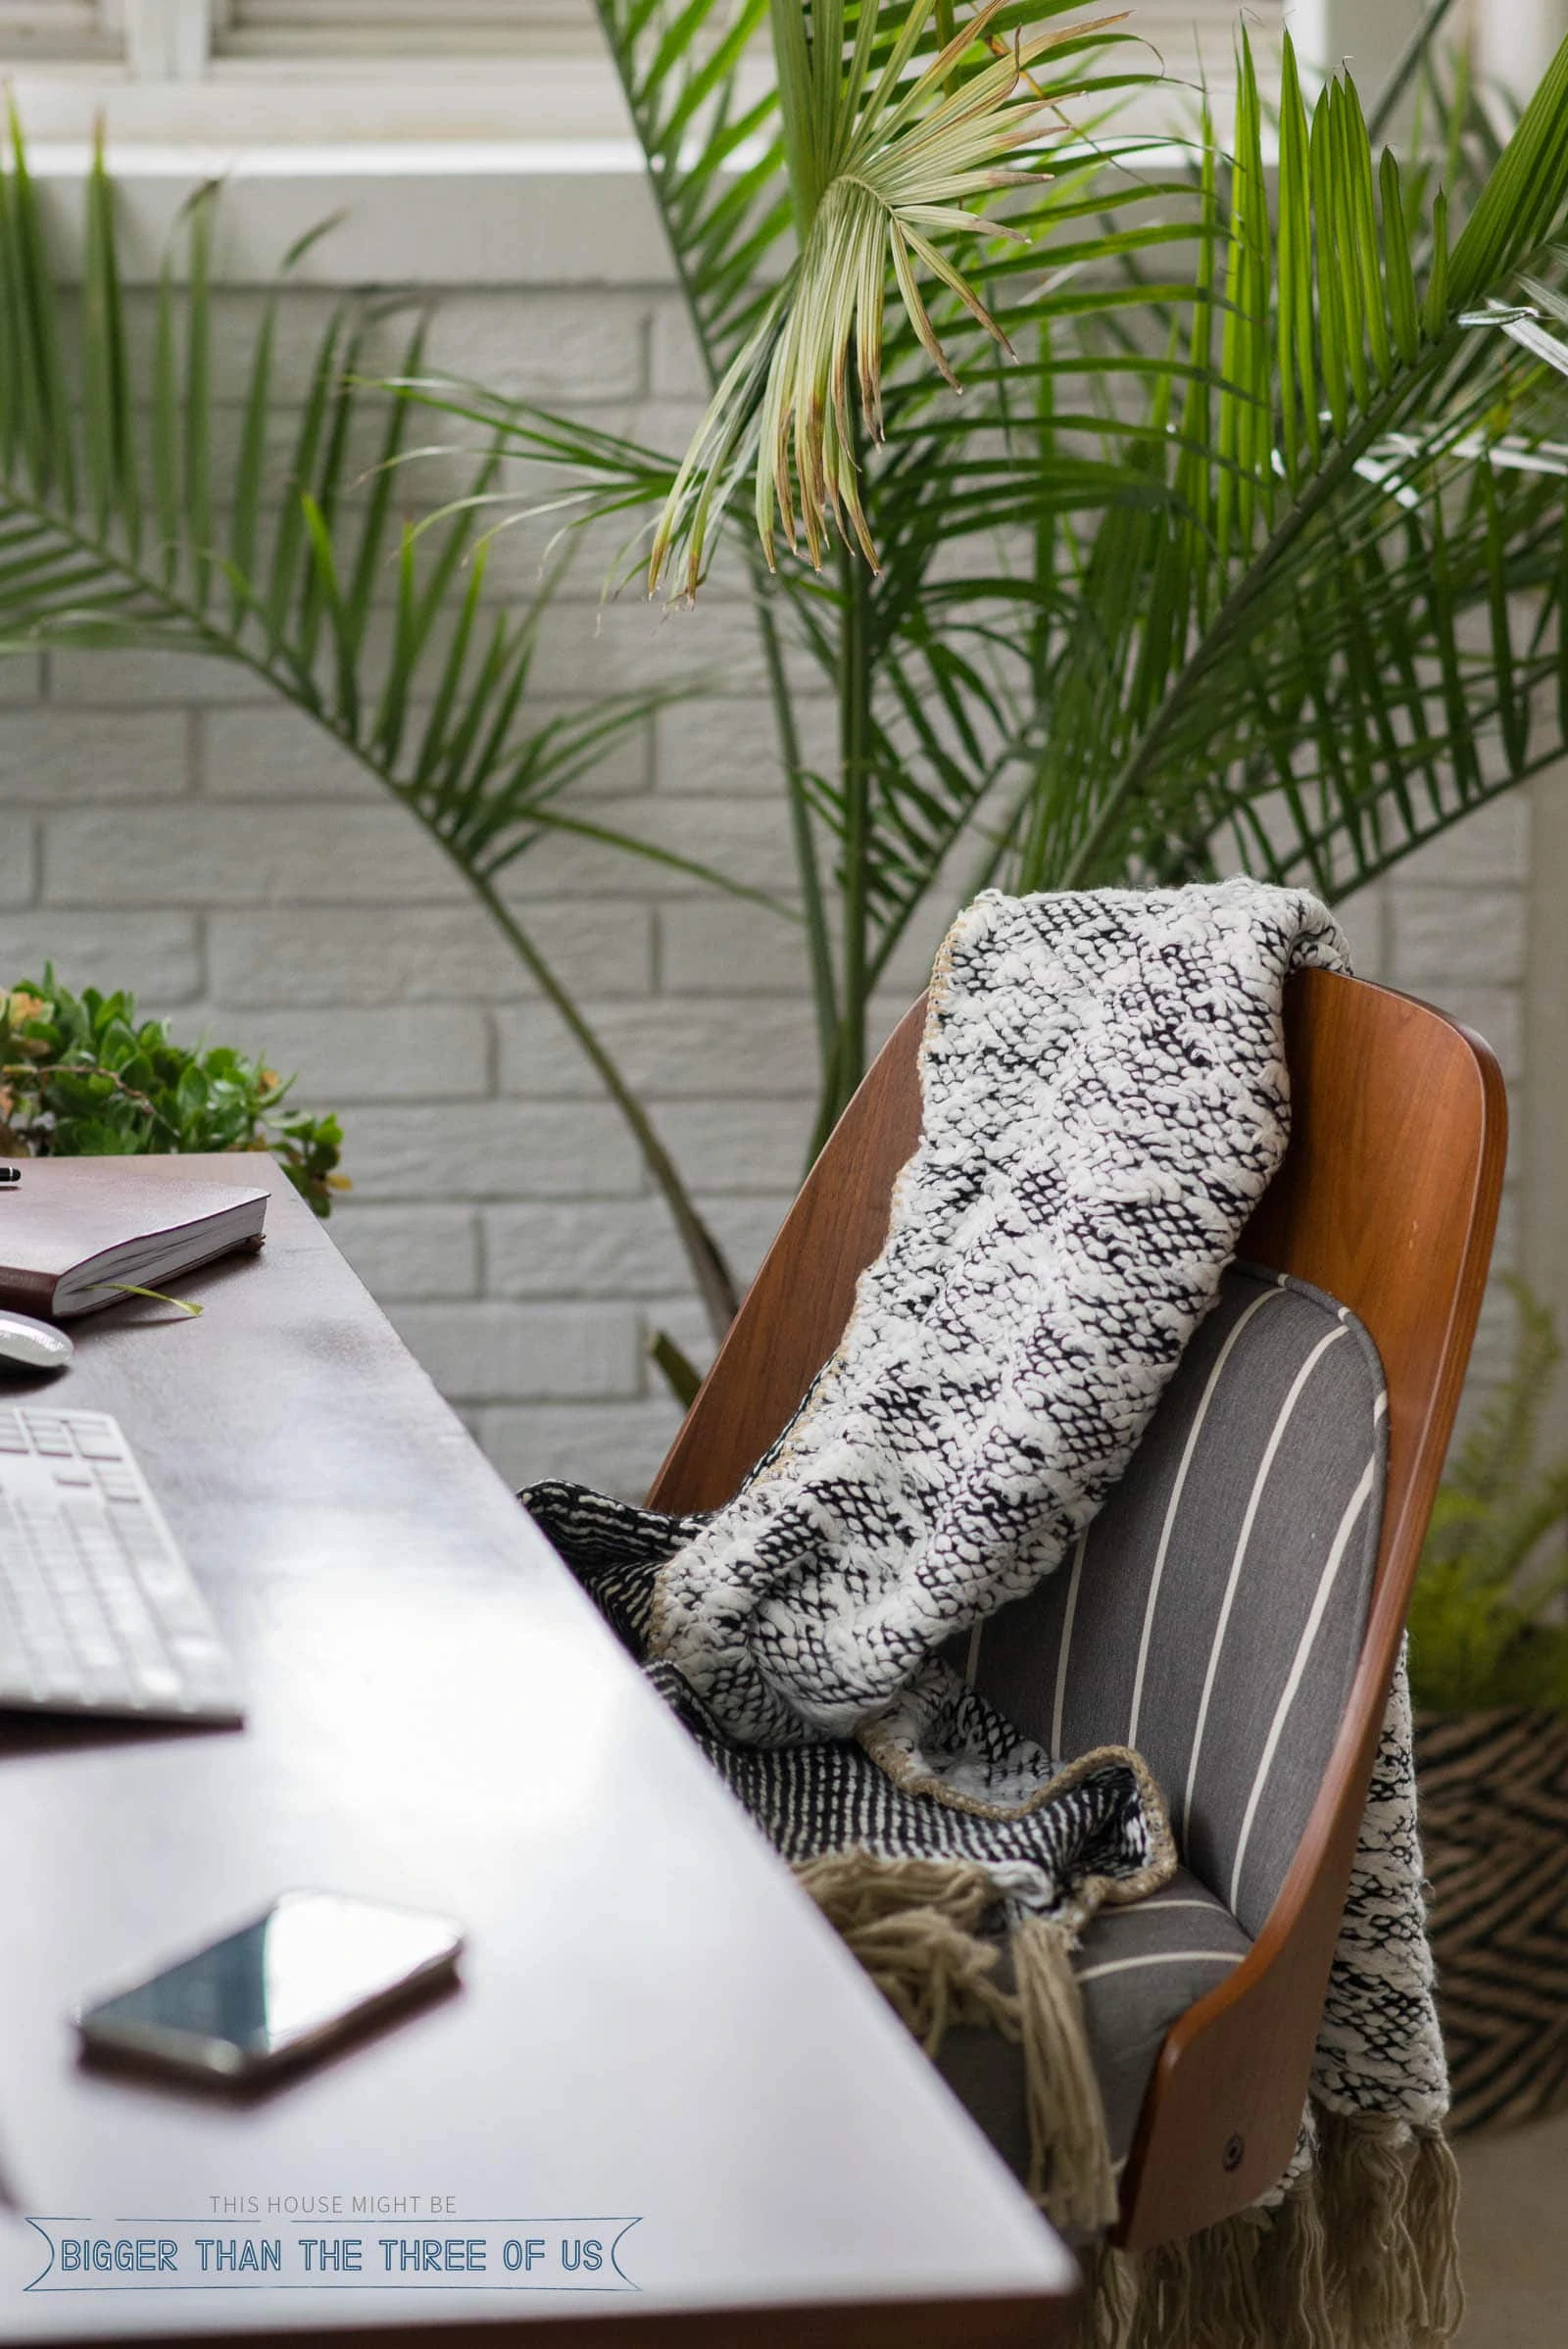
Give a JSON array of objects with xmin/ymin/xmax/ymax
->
[
  {"xmin": 967, "ymin": 1262, "xmax": 1387, "ymax": 1936},
  {"xmin": 936, "ymin": 1265, "xmax": 1385, "ymax": 2178}
]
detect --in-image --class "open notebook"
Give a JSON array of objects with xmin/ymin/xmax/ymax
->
[{"xmin": 0, "ymin": 1160, "xmax": 269, "ymax": 1317}]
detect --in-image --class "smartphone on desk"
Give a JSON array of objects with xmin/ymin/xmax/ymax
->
[{"xmin": 75, "ymin": 1890, "xmax": 465, "ymax": 2086}]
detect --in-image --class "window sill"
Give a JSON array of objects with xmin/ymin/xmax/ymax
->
[
  {"xmin": 25, "ymin": 129, "xmax": 677, "ymax": 286},
  {"xmin": 4, "ymin": 52, "xmax": 648, "ymax": 143}
]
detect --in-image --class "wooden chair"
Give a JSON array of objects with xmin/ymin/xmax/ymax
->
[{"xmin": 646, "ymin": 970, "xmax": 1505, "ymax": 2249}]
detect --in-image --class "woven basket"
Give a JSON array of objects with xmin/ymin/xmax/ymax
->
[{"xmin": 1414, "ymin": 1706, "xmax": 1568, "ymax": 2135}]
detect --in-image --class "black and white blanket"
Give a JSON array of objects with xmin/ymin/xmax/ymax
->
[
  {"xmin": 523, "ymin": 882, "xmax": 1457, "ymax": 2346},
  {"xmin": 528, "ymin": 1485, "xmax": 1174, "ymax": 1920}
]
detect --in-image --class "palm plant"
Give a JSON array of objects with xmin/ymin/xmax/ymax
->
[
  {"xmin": 9, "ymin": 2, "xmax": 1568, "ymax": 1378},
  {"xmin": 406, "ymin": 0, "xmax": 1568, "ymax": 1161},
  {"xmin": 0, "ymin": 121, "xmax": 777, "ymax": 1340}
]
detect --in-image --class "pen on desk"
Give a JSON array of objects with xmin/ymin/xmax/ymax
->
[{"xmin": 0, "ymin": 1164, "xmax": 19, "ymax": 1185}]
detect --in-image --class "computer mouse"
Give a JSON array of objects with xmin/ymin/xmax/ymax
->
[{"xmin": 0, "ymin": 1310, "xmax": 74, "ymax": 1374}]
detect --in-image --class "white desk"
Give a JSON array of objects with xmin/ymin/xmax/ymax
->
[{"xmin": 0, "ymin": 1158, "xmax": 1076, "ymax": 2346}]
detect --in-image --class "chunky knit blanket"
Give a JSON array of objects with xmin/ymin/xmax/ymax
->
[{"xmin": 525, "ymin": 882, "xmax": 1459, "ymax": 2349}]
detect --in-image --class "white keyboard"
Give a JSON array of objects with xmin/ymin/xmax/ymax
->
[{"xmin": 0, "ymin": 1406, "xmax": 242, "ymax": 1725}]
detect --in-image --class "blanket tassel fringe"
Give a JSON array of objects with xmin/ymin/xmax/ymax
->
[
  {"xmin": 1073, "ymin": 2121, "xmax": 1463, "ymax": 2349},
  {"xmin": 796, "ymin": 1851, "xmax": 1117, "ymax": 2232},
  {"xmin": 794, "ymin": 1851, "xmax": 1461, "ymax": 2349}
]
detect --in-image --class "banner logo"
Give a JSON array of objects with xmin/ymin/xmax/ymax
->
[{"xmin": 24, "ymin": 2220, "xmax": 641, "ymax": 2293}]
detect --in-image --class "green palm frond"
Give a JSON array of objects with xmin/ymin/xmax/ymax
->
[
  {"xmin": 798, "ymin": 27, "xmax": 1568, "ymax": 897},
  {"xmin": 754, "ymin": 22, "xmax": 1568, "ymax": 1118},
  {"xmin": 395, "ymin": 10, "xmax": 1568, "ymax": 1158},
  {"xmin": 0, "ymin": 119, "xmax": 763, "ymax": 1337},
  {"xmin": 989, "ymin": 27, "xmax": 1568, "ymax": 899},
  {"xmin": 575, "ymin": 0, "xmax": 1184, "ymax": 1115},
  {"xmin": 593, "ymin": 0, "xmax": 789, "ymax": 377}
]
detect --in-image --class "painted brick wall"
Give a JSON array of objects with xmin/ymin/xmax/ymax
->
[{"xmin": 0, "ymin": 279, "xmax": 1527, "ymax": 1498}]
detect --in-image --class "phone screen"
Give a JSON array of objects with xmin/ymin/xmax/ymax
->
[{"xmin": 77, "ymin": 1892, "xmax": 465, "ymax": 2081}]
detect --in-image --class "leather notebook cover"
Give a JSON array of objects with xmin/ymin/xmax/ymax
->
[{"xmin": 0, "ymin": 1160, "xmax": 269, "ymax": 1318}]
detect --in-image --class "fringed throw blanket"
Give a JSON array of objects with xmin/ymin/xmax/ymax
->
[{"xmin": 524, "ymin": 882, "xmax": 1460, "ymax": 2347}]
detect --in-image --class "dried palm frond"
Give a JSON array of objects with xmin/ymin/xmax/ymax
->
[{"xmin": 648, "ymin": 0, "xmax": 1124, "ymax": 598}]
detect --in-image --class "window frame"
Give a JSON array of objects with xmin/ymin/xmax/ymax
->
[
  {"xmin": 0, "ymin": 0, "xmax": 1285, "ymax": 139},
  {"xmin": 0, "ymin": 0, "xmax": 603, "ymax": 76},
  {"xmin": 211, "ymin": 1, "xmax": 597, "ymax": 60},
  {"xmin": 0, "ymin": 0, "xmax": 636, "ymax": 139}
]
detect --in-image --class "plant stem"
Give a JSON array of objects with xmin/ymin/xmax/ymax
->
[
  {"xmin": 611, "ymin": 10, "xmax": 841, "ymax": 1139},
  {"xmin": 756, "ymin": 572, "xmax": 840, "ymax": 1077},
  {"xmin": 831, "ymin": 533, "xmax": 874, "ymax": 1131}
]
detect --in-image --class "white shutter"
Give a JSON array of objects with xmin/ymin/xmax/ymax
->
[
  {"xmin": 2, "ymin": 1, "xmax": 1283, "ymax": 76},
  {"xmin": 0, "ymin": 0, "xmax": 122, "ymax": 60},
  {"xmin": 215, "ymin": 1, "xmax": 597, "ymax": 57},
  {"xmin": 216, "ymin": 4, "xmax": 1284, "ymax": 70}
]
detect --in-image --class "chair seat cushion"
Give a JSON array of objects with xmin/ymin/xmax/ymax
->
[{"xmin": 933, "ymin": 1868, "xmax": 1250, "ymax": 2181}]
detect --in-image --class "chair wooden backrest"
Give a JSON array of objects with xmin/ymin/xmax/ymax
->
[{"xmin": 647, "ymin": 970, "xmax": 1505, "ymax": 2248}]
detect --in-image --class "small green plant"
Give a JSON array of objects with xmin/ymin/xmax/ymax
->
[
  {"xmin": 0, "ymin": 971, "xmax": 346, "ymax": 1218},
  {"xmin": 1409, "ymin": 1277, "xmax": 1568, "ymax": 1712}
]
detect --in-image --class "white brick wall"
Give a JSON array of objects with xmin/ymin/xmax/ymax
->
[{"xmin": 0, "ymin": 277, "xmax": 1532, "ymax": 1500}]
